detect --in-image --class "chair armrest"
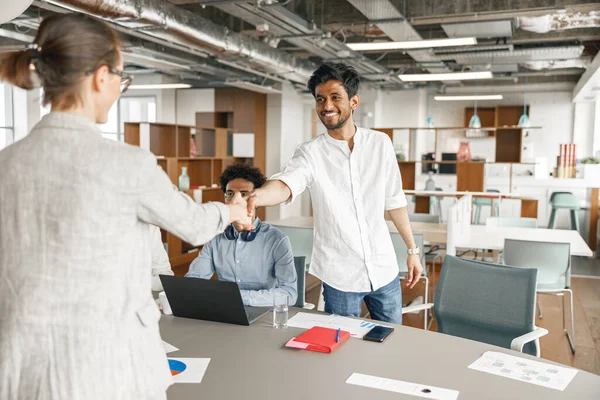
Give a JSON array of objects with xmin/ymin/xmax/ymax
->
[
  {"xmin": 302, "ymin": 303, "xmax": 315, "ymax": 310},
  {"xmin": 402, "ymin": 303, "xmax": 434, "ymax": 314},
  {"xmin": 510, "ymin": 327, "xmax": 549, "ymax": 353}
]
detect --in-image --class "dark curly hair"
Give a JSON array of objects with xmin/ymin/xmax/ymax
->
[
  {"xmin": 307, "ymin": 63, "xmax": 360, "ymax": 99},
  {"xmin": 219, "ymin": 163, "xmax": 267, "ymax": 193}
]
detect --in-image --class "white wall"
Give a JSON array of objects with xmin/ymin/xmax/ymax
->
[
  {"xmin": 355, "ymin": 86, "xmax": 378, "ymax": 128},
  {"xmin": 12, "ymin": 87, "xmax": 30, "ymax": 142},
  {"xmin": 175, "ymin": 89, "xmax": 215, "ymax": 125},
  {"xmin": 594, "ymin": 100, "xmax": 600, "ymax": 157},
  {"xmin": 573, "ymin": 101, "xmax": 595, "ymax": 158},
  {"xmin": 266, "ymin": 82, "xmax": 314, "ymax": 220},
  {"xmin": 373, "ymin": 89, "xmax": 427, "ymax": 160}
]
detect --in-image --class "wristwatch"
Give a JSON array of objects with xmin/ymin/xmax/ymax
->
[{"xmin": 407, "ymin": 246, "xmax": 420, "ymax": 255}]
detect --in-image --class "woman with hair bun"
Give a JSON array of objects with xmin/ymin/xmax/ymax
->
[{"xmin": 0, "ymin": 13, "xmax": 251, "ymax": 400}]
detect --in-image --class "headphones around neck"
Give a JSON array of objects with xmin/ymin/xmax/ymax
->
[{"xmin": 224, "ymin": 223, "xmax": 261, "ymax": 242}]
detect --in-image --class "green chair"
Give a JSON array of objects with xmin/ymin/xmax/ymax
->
[
  {"xmin": 473, "ymin": 189, "xmax": 500, "ymax": 224},
  {"xmin": 390, "ymin": 232, "xmax": 429, "ymax": 328},
  {"xmin": 293, "ymin": 256, "xmax": 315, "ymax": 310},
  {"xmin": 404, "ymin": 255, "xmax": 547, "ymax": 356},
  {"xmin": 547, "ymin": 192, "xmax": 580, "ymax": 232},
  {"xmin": 274, "ymin": 226, "xmax": 313, "ymax": 271},
  {"xmin": 503, "ymin": 239, "xmax": 575, "ymax": 354}
]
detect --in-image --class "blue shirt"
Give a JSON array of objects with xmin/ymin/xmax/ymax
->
[{"xmin": 186, "ymin": 219, "xmax": 298, "ymax": 307}]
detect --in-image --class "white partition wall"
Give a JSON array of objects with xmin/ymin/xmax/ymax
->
[{"xmin": 446, "ymin": 194, "xmax": 472, "ymax": 256}]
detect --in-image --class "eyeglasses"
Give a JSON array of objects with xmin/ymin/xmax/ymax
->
[
  {"xmin": 224, "ymin": 191, "xmax": 251, "ymax": 200},
  {"xmin": 86, "ymin": 65, "xmax": 133, "ymax": 94}
]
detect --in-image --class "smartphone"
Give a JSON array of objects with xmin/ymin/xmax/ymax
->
[{"xmin": 363, "ymin": 325, "xmax": 394, "ymax": 342}]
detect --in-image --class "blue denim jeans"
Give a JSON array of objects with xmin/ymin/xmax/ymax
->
[{"xmin": 323, "ymin": 275, "xmax": 402, "ymax": 324}]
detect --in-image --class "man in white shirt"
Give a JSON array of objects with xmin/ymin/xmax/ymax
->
[{"xmin": 248, "ymin": 63, "xmax": 423, "ymax": 324}]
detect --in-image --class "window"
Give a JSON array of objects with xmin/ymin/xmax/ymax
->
[{"xmin": 0, "ymin": 83, "xmax": 14, "ymax": 151}]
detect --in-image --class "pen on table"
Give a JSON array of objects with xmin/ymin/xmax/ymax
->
[{"xmin": 336, "ymin": 328, "xmax": 341, "ymax": 343}]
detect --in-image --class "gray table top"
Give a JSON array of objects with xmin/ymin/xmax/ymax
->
[{"xmin": 161, "ymin": 309, "xmax": 600, "ymax": 400}]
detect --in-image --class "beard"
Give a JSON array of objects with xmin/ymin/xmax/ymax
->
[{"xmin": 320, "ymin": 112, "xmax": 350, "ymax": 130}]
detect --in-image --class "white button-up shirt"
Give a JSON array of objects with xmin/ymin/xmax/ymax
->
[{"xmin": 271, "ymin": 127, "xmax": 407, "ymax": 292}]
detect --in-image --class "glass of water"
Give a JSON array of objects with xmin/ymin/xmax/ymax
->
[{"xmin": 273, "ymin": 294, "xmax": 289, "ymax": 329}]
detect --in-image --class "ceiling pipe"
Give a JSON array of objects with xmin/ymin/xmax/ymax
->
[
  {"xmin": 519, "ymin": 11, "xmax": 600, "ymax": 34},
  {"xmin": 39, "ymin": 0, "xmax": 315, "ymax": 83}
]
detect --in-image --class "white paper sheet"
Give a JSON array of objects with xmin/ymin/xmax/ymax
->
[
  {"xmin": 162, "ymin": 340, "xmax": 179, "ymax": 354},
  {"xmin": 468, "ymin": 351, "xmax": 578, "ymax": 391},
  {"xmin": 287, "ymin": 312, "xmax": 389, "ymax": 339},
  {"xmin": 168, "ymin": 358, "xmax": 211, "ymax": 384},
  {"xmin": 347, "ymin": 373, "xmax": 459, "ymax": 400}
]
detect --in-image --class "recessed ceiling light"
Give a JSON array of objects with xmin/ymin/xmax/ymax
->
[
  {"xmin": 435, "ymin": 95, "xmax": 503, "ymax": 101},
  {"xmin": 399, "ymin": 71, "xmax": 493, "ymax": 82},
  {"xmin": 346, "ymin": 37, "xmax": 477, "ymax": 51},
  {"xmin": 128, "ymin": 83, "xmax": 192, "ymax": 90}
]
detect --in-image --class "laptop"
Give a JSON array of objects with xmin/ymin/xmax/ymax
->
[{"xmin": 159, "ymin": 275, "xmax": 271, "ymax": 326}]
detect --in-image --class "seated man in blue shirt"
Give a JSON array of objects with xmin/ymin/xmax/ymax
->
[{"xmin": 186, "ymin": 164, "xmax": 298, "ymax": 307}]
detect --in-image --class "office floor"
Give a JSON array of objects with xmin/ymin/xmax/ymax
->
[
  {"xmin": 572, "ymin": 255, "xmax": 600, "ymax": 278},
  {"xmin": 305, "ymin": 263, "xmax": 600, "ymax": 376}
]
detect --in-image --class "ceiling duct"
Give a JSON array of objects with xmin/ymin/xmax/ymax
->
[
  {"xmin": 523, "ymin": 59, "xmax": 589, "ymax": 70},
  {"xmin": 213, "ymin": 3, "xmax": 395, "ymax": 81},
  {"xmin": 443, "ymin": 45, "xmax": 584, "ymax": 65},
  {"xmin": 40, "ymin": 0, "xmax": 315, "ymax": 83},
  {"xmin": 346, "ymin": 0, "xmax": 450, "ymax": 73},
  {"xmin": 442, "ymin": 20, "xmax": 514, "ymax": 39},
  {"xmin": 519, "ymin": 11, "xmax": 600, "ymax": 34}
]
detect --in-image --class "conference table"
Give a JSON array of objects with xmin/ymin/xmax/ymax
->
[
  {"xmin": 161, "ymin": 309, "xmax": 600, "ymax": 399},
  {"xmin": 268, "ymin": 216, "xmax": 447, "ymax": 244},
  {"xmin": 404, "ymin": 190, "xmax": 540, "ymax": 219},
  {"xmin": 268, "ymin": 216, "xmax": 593, "ymax": 257},
  {"xmin": 455, "ymin": 225, "xmax": 593, "ymax": 257}
]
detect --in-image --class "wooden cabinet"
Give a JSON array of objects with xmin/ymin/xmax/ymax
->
[
  {"xmin": 124, "ymin": 122, "xmax": 235, "ymax": 159},
  {"xmin": 398, "ymin": 161, "xmax": 416, "ymax": 190},
  {"xmin": 464, "ymin": 107, "xmax": 495, "ymax": 129},
  {"xmin": 495, "ymin": 129, "xmax": 522, "ymax": 163},
  {"xmin": 463, "ymin": 105, "xmax": 530, "ymax": 163},
  {"xmin": 457, "ymin": 162, "xmax": 485, "ymax": 192}
]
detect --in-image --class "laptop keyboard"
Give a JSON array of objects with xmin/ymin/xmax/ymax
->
[{"xmin": 245, "ymin": 306, "xmax": 270, "ymax": 323}]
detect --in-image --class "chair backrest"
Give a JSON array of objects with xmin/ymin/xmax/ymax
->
[
  {"xmin": 293, "ymin": 256, "xmax": 306, "ymax": 308},
  {"xmin": 550, "ymin": 192, "xmax": 579, "ymax": 209},
  {"xmin": 274, "ymin": 226, "xmax": 313, "ymax": 267},
  {"xmin": 549, "ymin": 191, "xmax": 572, "ymax": 203},
  {"xmin": 485, "ymin": 217, "xmax": 538, "ymax": 228},
  {"xmin": 503, "ymin": 239, "xmax": 570, "ymax": 289},
  {"xmin": 434, "ymin": 256, "xmax": 539, "ymax": 356},
  {"xmin": 390, "ymin": 232, "xmax": 425, "ymax": 275},
  {"xmin": 474, "ymin": 189, "xmax": 500, "ymax": 206},
  {"xmin": 409, "ymin": 213, "xmax": 440, "ymax": 223}
]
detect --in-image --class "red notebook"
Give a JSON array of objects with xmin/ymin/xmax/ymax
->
[{"xmin": 285, "ymin": 326, "xmax": 350, "ymax": 353}]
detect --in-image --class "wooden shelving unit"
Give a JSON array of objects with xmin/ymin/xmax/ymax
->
[
  {"xmin": 379, "ymin": 105, "xmax": 541, "ymax": 208},
  {"xmin": 125, "ymin": 121, "xmax": 241, "ymax": 274},
  {"xmin": 378, "ymin": 105, "xmax": 539, "ymax": 164}
]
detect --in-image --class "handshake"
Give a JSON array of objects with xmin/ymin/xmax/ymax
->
[{"xmin": 227, "ymin": 191, "xmax": 259, "ymax": 231}]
